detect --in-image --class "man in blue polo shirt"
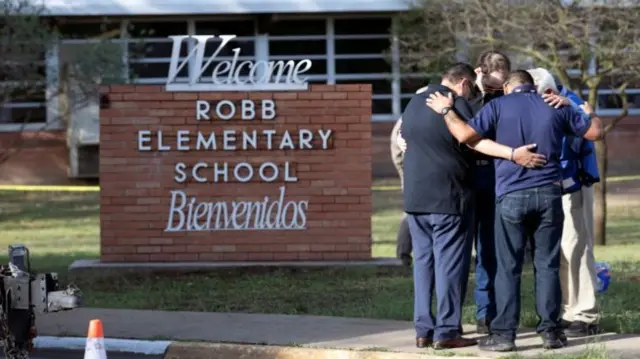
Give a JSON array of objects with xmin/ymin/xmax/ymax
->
[
  {"xmin": 402, "ymin": 64, "xmax": 546, "ymax": 350},
  {"xmin": 425, "ymin": 70, "xmax": 604, "ymax": 352}
]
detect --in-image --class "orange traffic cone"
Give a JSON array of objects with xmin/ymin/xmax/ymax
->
[{"xmin": 84, "ymin": 319, "xmax": 107, "ymax": 359}]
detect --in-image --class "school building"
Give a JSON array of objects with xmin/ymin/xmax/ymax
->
[{"xmin": 2, "ymin": 0, "xmax": 639, "ymax": 184}]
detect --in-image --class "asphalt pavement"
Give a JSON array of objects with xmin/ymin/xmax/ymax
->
[{"xmin": 0, "ymin": 350, "xmax": 163, "ymax": 358}]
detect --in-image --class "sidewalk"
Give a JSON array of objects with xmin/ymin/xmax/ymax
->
[{"xmin": 36, "ymin": 308, "xmax": 640, "ymax": 358}]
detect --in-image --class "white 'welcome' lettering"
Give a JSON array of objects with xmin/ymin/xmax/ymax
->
[{"xmin": 165, "ymin": 35, "xmax": 313, "ymax": 92}]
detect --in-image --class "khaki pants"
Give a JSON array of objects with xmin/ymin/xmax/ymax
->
[{"xmin": 560, "ymin": 186, "xmax": 600, "ymax": 324}]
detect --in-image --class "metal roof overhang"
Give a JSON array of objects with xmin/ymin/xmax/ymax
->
[{"xmin": 43, "ymin": 0, "xmax": 411, "ymax": 16}]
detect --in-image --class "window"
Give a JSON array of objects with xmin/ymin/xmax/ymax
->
[
  {"xmin": 130, "ymin": 62, "xmax": 188, "ymax": 79},
  {"xmin": 269, "ymin": 40, "xmax": 326, "ymax": 76},
  {"xmin": 308, "ymin": 79, "xmax": 328, "ymax": 85},
  {"xmin": 334, "ymin": 18, "xmax": 391, "ymax": 35},
  {"xmin": 335, "ymin": 39, "xmax": 389, "ymax": 55},
  {"xmin": 334, "ymin": 17, "xmax": 392, "ymax": 117},
  {"xmin": 0, "ymin": 103, "xmax": 46, "ymax": 125},
  {"xmin": 195, "ymin": 20, "xmax": 255, "ymax": 37},
  {"xmin": 268, "ymin": 19, "xmax": 326, "ymax": 36},
  {"xmin": 598, "ymin": 93, "xmax": 640, "ymax": 109},
  {"xmin": 268, "ymin": 20, "xmax": 327, "ymax": 77},
  {"xmin": 127, "ymin": 20, "xmax": 259, "ymax": 83},
  {"xmin": 334, "ymin": 36, "xmax": 390, "ymax": 76},
  {"xmin": 597, "ymin": 76, "xmax": 640, "ymax": 90},
  {"xmin": 128, "ymin": 21, "xmax": 188, "ymax": 58},
  {"xmin": 594, "ymin": 77, "xmax": 640, "ymax": 111},
  {"xmin": 0, "ymin": 58, "xmax": 46, "ymax": 84},
  {"xmin": 195, "ymin": 20, "xmax": 256, "ymax": 58},
  {"xmin": 127, "ymin": 21, "xmax": 188, "ymax": 82},
  {"xmin": 335, "ymin": 58, "xmax": 390, "ymax": 75},
  {"xmin": 0, "ymin": 85, "xmax": 47, "ymax": 125},
  {"xmin": 270, "ymin": 40, "xmax": 326, "ymax": 56},
  {"xmin": 0, "ymin": 47, "xmax": 48, "ymax": 130},
  {"xmin": 195, "ymin": 21, "xmax": 256, "ymax": 80},
  {"xmin": 372, "ymin": 99, "xmax": 393, "ymax": 115}
]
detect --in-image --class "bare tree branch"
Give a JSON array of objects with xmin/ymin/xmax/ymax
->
[
  {"xmin": 604, "ymin": 83, "xmax": 630, "ymax": 133},
  {"xmin": 397, "ymin": 0, "xmax": 640, "ymax": 112},
  {"xmin": 396, "ymin": 0, "xmax": 640, "ymax": 246},
  {"xmin": 0, "ymin": 0, "xmax": 128, "ymax": 165}
]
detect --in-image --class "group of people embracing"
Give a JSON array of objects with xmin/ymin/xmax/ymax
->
[{"xmin": 390, "ymin": 50, "xmax": 603, "ymax": 352}]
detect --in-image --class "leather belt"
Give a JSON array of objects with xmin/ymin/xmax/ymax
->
[{"xmin": 476, "ymin": 160, "xmax": 490, "ymax": 166}]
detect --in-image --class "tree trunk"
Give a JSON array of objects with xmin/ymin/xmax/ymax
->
[{"xmin": 594, "ymin": 138, "xmax": 607, "ymax": 246}]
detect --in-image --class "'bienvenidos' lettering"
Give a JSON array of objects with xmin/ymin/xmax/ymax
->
[{"xmin": 164, "ymin": 186, "xmax": 308, "ymax": 231}]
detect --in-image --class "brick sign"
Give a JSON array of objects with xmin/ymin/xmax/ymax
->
[{"xmin": 99, "ymin": 84, "xmax": 373, "ymax": 262}]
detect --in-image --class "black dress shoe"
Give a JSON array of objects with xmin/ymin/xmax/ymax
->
[
  {"xmin": 478, "ymin": 335, "xmax": 515, "ymax": 352},
  {"xmin": 557, "ymin": 330, "xmax": 569, "ymax": 346},
  {"xmin": 433, "ymin": 336, "xmax": 477, "ymax": 350},
  {"xmin": 477, "ymin": 318, "xmax": 490, "ymax": 334},
  {"xmin": 416, "ymin": 336, "xmax": 433, "ymax": 348},
  {"xmin": 565, "ymin": 321, "xmax": 602, "ymax": 337},
  {"xmin": 540, "ymin": 330, "xmax": 566, "ymax": 349}
]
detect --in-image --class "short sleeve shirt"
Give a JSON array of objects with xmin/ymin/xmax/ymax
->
[
  {"xmin": 401, "ymin": 84, "xmax": 474, "ymax": 214},
  {"xmin": 467, "ymin": 84, "xmax": 590, "ymax": 198}
]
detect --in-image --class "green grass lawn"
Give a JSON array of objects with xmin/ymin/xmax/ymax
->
[{"xmin": 1, "ymin": 181, "xmax": 640, "ymax": 338}]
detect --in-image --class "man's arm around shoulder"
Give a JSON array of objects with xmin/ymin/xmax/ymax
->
[
  {"xmin": 425, "ymin": 92, "xmax": 480, "ymax": 144},
  {"xmin": 425, "ymin": 91, "xmax": 546, "ymax": 168},
  {"xmin": 568, "ymin": 102, "xmax": 604, "ymax": 141},
  {"xmin": 582, "ymin": 108, "xmax": 604, "ymax": 141}
]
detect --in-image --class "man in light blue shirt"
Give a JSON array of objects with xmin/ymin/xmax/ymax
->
[{"xmin": 527, "ymin": 68, "xmax": 602, "ymax": 338}]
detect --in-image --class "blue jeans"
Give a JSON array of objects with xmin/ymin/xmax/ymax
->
[
  {"xmin": 408, "ymin": 212, "xmax": 474, "ymax": 341},
  {"xmin": 473, "ymin": 188, "xmax": 496, "ymax": 321},
  {"xmin": 491, "ymin": 184, "xmax": 564, "ymax": 341}
]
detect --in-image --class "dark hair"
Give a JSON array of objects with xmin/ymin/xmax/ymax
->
[
  {"xmin": 442, "ymin": 62, "xmax": 476, "ymax": 84},
  {"xmin": 505, "ymin": 70, "xmax": 535, "ymax": 86},
  {"xmin": 476, "ymin": 50, "xmax": 511, "ymax": 74}
]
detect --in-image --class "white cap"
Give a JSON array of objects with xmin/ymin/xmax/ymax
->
[{"xmin": 526, "ymin": 68, "xmax": 559, "ymax": 95}]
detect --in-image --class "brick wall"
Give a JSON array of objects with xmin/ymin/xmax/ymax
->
[
  {"xmin": 0, "ymin": 131, "xmax": 68, "ymax": 184},
  {"xmin": 99, "ymin": 84, "xmax": 373, "ymax": 262},
  {"xmin": 601, "ymin": 120, "xmax": 640, "ymax": 176}
]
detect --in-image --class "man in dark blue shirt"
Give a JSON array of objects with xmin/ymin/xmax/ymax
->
[
  {"xmin": 425, "ymin": 70, "xmax": 604, "ymax": 352},
  {"xmin": 401, "ymin": 64, "xmax": 546, "ymax": 350}
]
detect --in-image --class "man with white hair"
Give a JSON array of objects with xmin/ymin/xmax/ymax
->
[{"xmin": 527, "ymin": 68, "xmax": 602, "ymax": 337}]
